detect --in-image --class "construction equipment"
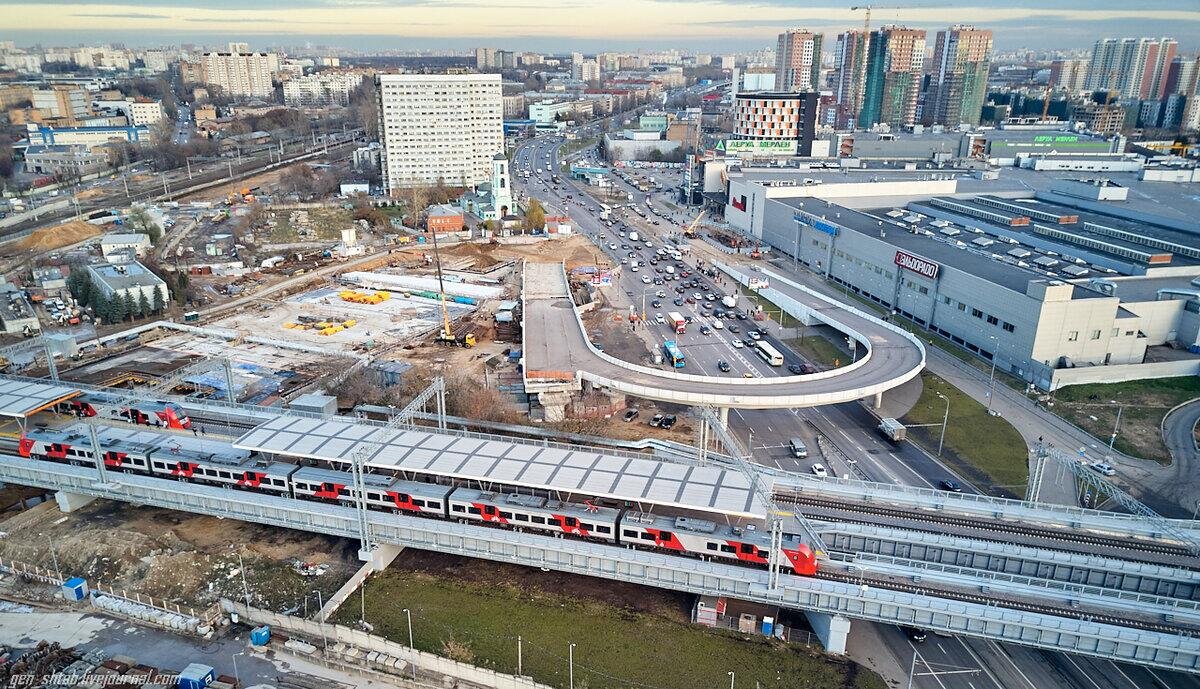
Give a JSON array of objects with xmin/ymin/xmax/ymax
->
[
  {"xmin": 683, "ymin": 209, "xmax": 707, "ymax": 238},
  {"xmin": 429, "ymin": 228, "xmax": 476, "ymax": 348},
  {"xmin": 749, "ymin": 243, "xmax": 764, "ymax": 260}
]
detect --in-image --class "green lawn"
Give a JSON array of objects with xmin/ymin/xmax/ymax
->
[
  {"xmin": 902, "ymin": 372, "xmax": 1029, "ymax": 495},
  {"xmin": 1052, "ymin": 377, "xmax": 1200, "ymax": 463},
  {"xmin": 786, "ymin": 335, "xmax": 847, "ymax": 369},
  {"xmin": 340, "ymin": 568, "xmax": 886, "ymax": 689}
]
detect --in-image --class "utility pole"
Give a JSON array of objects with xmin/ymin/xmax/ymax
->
[{"xmin": 936, "ymin": 392, "xmax": 950, "ymax": 456}]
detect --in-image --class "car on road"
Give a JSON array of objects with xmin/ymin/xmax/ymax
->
[
  {"xmin": 717, "ymin": 360, "xmax": 731, "ymax": 372},
  {"xmin": 1089, "ymin": 462, "xmax": 1116, "ymax": 476},
  {"xmin": 622, "ymin": 409, "xmax": 639, "ymax": 422},
  {"xmin": 711, "ymin": 319, "xmax": 723, "ymax": 330},
  {"xmin": 655, "ymin": 290, "xmax": 666, "ymax": 298},
  {"xmin": 749, "ymin": 331, "xmax": 762, "ymax": 340},
  {"xmin": 692, "ymin": 293, "xmax": 703, "ymax": 300},
  {"xmin": 699, "ymin": 325, "xmax": 712, "ymax": 335},
  {"xmin": 641, "ymin": 276, "xmax": 652, "ymax": 284},
  {"xmin": 810, "ymin": 463, "xmax": 829, "ymax": 478},
  {"xmin": 742, "ymin": 372, "xmax": 754, "ymax": 378},
  {"xmin": 631, "ymin": 265, "xmax": 639, "ymax": 272},
  {"xmin": 735, "ymin": 312, "xmax": 747, "ymax": 320},
  {"xmin": 651, "ymin": 300, "xmax": 662, "ymax": 308},
  {"xmin": 743, "ymin": 338, "xmax": 756, "ymax": 347},
  {"xmin": 787, "ymin": 364, "xmax": 803, "ymax": 375},
  {"xmin": 731, "ymin": 339, "xmax": 744, "ymax": 348},
  {"xmin": 654, "ymin": 313, "xmax": 665, "ymax": 324},
  {"xmin": 685, "ymin": 297, "xmax": 695, "ymax": 304},
  {"xmin": 902, "ymin": 627, "xmax": 928, "ymax": 643},
  {"xmin": 727, "ymin": 325, "xmax": 740, "ymax": 334},
  {"xmin": 673, "ymin": 297, "xmax": 684, "ymax": 306},
  {"xmin": 938, "ymin": 479, "xmax": 963, "ymax": 492},
  {"xmin": 660, "ymin": 414, "xmax": 677, "ymax": 429}
]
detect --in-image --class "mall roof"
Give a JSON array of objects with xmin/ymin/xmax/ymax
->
[{"xmin": 235, "ymin": 415, "xmax": 767, "ymax": 517}]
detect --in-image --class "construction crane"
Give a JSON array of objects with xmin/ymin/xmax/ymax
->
[
  {"xmin": 683, "ymin": 209, "xmax": 707, "ymax": 238},
  {"xmin": 428, "ymin": 228, "xmax": 476, "ymax": 348},
  {"xmin": 850, "ymin": 4, "xmax": 915, "ymax": 34}
]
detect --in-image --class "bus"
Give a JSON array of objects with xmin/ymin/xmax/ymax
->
[
  {"xmin": 755, "ymin": 340, "xmax": 784, "ymax": 367},
  {"xmin": 663, "ymin": 340, "xmax": 685, "ymax": 368}
]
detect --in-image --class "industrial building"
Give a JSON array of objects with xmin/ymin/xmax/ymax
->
[
  {"xmin": 722, "ymin": 167, "xmax": 1200, "ymax": 390},
  {"xmin": 376, "ymin": 73, "xmax": 503, "ymax": 190},
  {"xmin": 86, "ymin": 261, "xmax": 169, "ymax": 308}
]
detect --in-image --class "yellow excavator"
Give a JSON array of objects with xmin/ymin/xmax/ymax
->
[
  {"xmin": 429, "ymin": 228, "xmax": 476, "ymax": 348},
  {"xmin": 683, "ymin": 209, "xmax": 706, "ymax": 239}
]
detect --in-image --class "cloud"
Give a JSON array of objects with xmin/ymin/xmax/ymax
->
[{"xmin": 70, "ymin": 11, "xmax": 170, "ymax": 19}]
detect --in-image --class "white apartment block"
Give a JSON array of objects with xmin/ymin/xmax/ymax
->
[
  {"xmin": 376, "ymin": 73, "xmax": 503, "ymax": 190},
  {"xmin": 283, "ymin": 72, "xmax": 366, "ymax": 107},
  {"xmin": 129, "ymin": 100, "xmax": 166, "ymax": 126},
  {"xmin": 201, "ymin": 50, "xmax": 279, "ymax": 99}
]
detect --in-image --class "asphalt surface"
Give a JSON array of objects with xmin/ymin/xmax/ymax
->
[{"xmin": 512, "ymin": 123, "xmax": 1200, "ymax": 689}]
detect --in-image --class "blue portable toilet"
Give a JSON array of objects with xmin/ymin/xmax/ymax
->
[
  {"xmin": 761, "ymin": 616, "xmax": 775, "ymax": 637},
  {"xmin": 61, "ymin": 577, "xmax": 88, "ymax": 601},
  {"xmin": 250, "ymin": 625, "xmax": 271, "ymax": 646},
  {"xmin": 178, "ymin": 663, "xmax": 214, "ymax": 689}
]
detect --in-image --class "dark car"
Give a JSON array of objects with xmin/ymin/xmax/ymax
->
[
  {"xmin": 727, "ymin": 325, "xmax": 740, "ymax": 334},
  {"xmin": 717, "ymin": 360, "xmax": 731, "ymax": 372},
  {"xmin": 673, "ymin": 297, "xmax": 684, "ymax": 306},
  {"xmin": 787, "ymin": 364, "xmax": 803, "ymax": 375},
  {"xmin": 675, "ymin": 286, "xmax": 686, "ymax": 294},
  {"xmin": 651, "ymin": 300, "xmax": 662, "ymax": 308},
  {"xmin": 700, "ymin": 325, "xmax": 713, "ymax": 335},
  {"xmin": 800, "ymin": 363, "xmax": 817, "ymax": 374},
  {"xmin": 903, "ymin": 627, "xmax": 928, "ymax": 643},
  {"xmin": 939, "ymin": 479, "xmax": 963, "ymax": 492},
  {"xmin": 660, "ymin": 414, "xmax": 677, "ymax": 429},
  {"xmin": 736, "ymin": 312, "xmax": 747, "ymax": 320},
  {"xmin": 622, "ymin": 409, "xmax": 639, "ymax": 422}
]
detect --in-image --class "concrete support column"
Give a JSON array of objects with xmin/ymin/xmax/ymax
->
[
  {"xmin": 54, "ymin": 491, "xmax": 96, "ymax": 513},
  {"xmin": 359, "ymin": 542, "xmax": 403, "ymax": 573},
  {"xmin": 718, "ymin": 406, "xmax": 729, "ymax": 427},
  {"xmin": 873, "ymin": 392, "xmax": 883, "ymax": 410},
  {"xmin": 804, "ymin": 611, "xmax": 851, "ymax": 655}
]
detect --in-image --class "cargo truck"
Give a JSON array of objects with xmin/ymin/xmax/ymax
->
[
  {"xmin": 666, "ymin": 311, "xmax": 687, "ymax": 333},
  {"xmin": 878, "ymin": 418, "xmax": 907, "ymax": 442}
]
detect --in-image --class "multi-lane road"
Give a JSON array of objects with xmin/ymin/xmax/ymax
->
[{"xmin": 510, "ymin": 123, "xmax": 1200, "ymax": 689}]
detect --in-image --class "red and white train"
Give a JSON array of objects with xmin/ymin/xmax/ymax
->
[
  {"xmin": 53, "ymin": 399, "xmax": 192, "ymax": 430},
  {"xmin": 12, "ymin": 425, "xmax": 818, "ymax": 575}
]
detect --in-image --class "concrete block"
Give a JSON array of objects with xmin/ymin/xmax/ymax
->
[
  {"xmin": 804, "ymin": 611, "xmax": 851, "ymax": 655},
  {"xmin": 55, "ymin": 491, "xmax": 96, "ymax": 513}
]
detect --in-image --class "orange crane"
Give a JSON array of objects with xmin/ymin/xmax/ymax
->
[{"xmin": 683, "ymin": 209, "xmax": 707, "ymax": 238}]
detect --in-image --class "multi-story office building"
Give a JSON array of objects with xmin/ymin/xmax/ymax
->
[
  {"xmin": 376, "ymin": 73, "xmax": 503, "ymax": 190},
  {"xmin": 732, "ymin": 92, "xmax": 819, "ymax": 156},
  {"xmin": 283, "ymin": 72, "xmax": 366, "ymax": 107},
  {"xmin": 858, "ymin": 26, "xmax": 926, "ymax": 129},
  {"xmin": 128, "ymin": 99, "xmax": 166, "ymax": 127},
  {"xmin": 1085, "ymin": 38, "xmax": 1177, "ymax": 100},
  {"xmin": 201, "ymin": 44, "xmax": 278, "ymax": 99},
  {"xmin": 1049, "ymin": 59, "xmax": 1090, "ymax": 93},
  {"xmin": 924, "ymin": 25, "xmax": 993, "ymax": 127},
  {"xmin": 775, "ymin": 29, "xmax": 822, "ymax": 92},
  {"xmin": 834, "ymin": 30, "xmax": 870, "ymax": 128}
]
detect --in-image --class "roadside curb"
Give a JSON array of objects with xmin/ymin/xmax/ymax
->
[{"xmin": 1162, "ymin": 396, "xmax": 1200, "ymax": 460}]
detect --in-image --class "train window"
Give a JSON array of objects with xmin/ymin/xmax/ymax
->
[
  {"xmin": 367, "ymin": 492, "xmax": 380, "ymax": 501},
  {"xmin": 564, "ymin": 517, "xmax": 578, "ymax": 527},
  {"xmin": 595, "ymin": 525, "xmax": 611, "ymax": 534},
  {"xmin": 427, "ymin": 501, "xmax": 440, "ymax": 509},
  {"xmin": 515, "ymin": 513, "xmax": 529, "ymax": 522},
  {"xmin": 452, "ymin": 505, "xmax": 465, "ymax": 513},
  {"xmin": 468, "ymin": 507, "xmax": 481, "ymax": 515},
  {"xmin": 580, "ymin": 522, "xmax": 594, "ymax": 531},
  {"xmin": 413, "ymin": 499, "xmax": 426, "ymax": 507},
  {"xmin": 623, "ymin": 530, "xmax": 637, "ymax": 538},
  {"xmin": 640, "ymin": 533, "xmax": 655, "ymax": 541},
  {"xmin": 153, "ymin": 462, "xmax": 164, "ymax": 470},
  {"xmin": 500, "ymin": 511, "xmax": 513, "ymax": 519},
  {"xmin": 706, "ymin": 543, "xmax": 718, "ymax": 551},
  {"xmin": 740, "ymin": 544, "xmax": 755, "ymax": 554},
  {"xmin": 218, "ymin": 470, "xmax": 231, "ymax": 479},
  {"xmin": 531, "ymin": 516, "xmax": 546, "ymax": 524},
  {"xmin": 720, "ymin": 544, "xmax": 735, "ymax": 553},
  {"xmin": 658, "ymin": 531, "xmax": 673, "ymax": 541}
]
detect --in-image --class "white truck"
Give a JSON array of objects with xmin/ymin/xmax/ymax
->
[
  {"xmin": 878, "ymin": 418, "xmax": 907, "ymax": 442},
  {"xmin": 628, "ymin": 231, "xmax": 640, "ymax": 243},
  {"xmin": 721, "ymin": 295, "xmax": 737, "ymax": 309}
]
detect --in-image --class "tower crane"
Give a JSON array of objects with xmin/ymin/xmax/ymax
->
[
  {"xmin": 850, "ymin": 4, "xmax": 916, "ymax": 34},
  {"xmin": 428, "ymin": 227, "xmax": 476, "ymax": 348}
]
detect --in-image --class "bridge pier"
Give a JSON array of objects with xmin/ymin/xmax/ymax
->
[
  {"xmin": 718, "ymin": 406, "xmax": 729, "ymax": 426},
  {"xmin": 535, "ymin": 390, "xmax": 573, "ymax": 423},
  {"xmin": 873, "ymin": 392, "xmax": 883, "ymax": 410},
  {"xmin": 54, "ymin": 490, "xmax": 96, "ymax": 513},
  {"xmin": 359, "ymin": 542, "xmax": 404, "ymax": 572},
  {"xmin": 317, "ymin": 544, "xmax": 404, "ymax": 622},
  {"xmin": 804, "ymin": 611, "xmax": 851, "ymax": 655}
]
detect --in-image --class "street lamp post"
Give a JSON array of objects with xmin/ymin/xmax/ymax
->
[
  {"xmin": 312, "ymin": 590, "xmax": 328, "ymax": 655},
  {"xmin": 569, "ymin": 643, "xmax": 576, "ymax": 689},
  {"xmin": 936, "ymin": 392, "xmax": 950, "ymax": 457},
  {"xmin": 986, "ymin": 335, "xmax": 998, "ymax": 414},
  {"xmin": 1109, "ymin": 403, "xmax": 1123, "ymax": 449},
  {"xmin": 403, "ymin": 608, "xmax": 416, "ymax": 680},
  {"xmin": 231, "ymin": 652, "xmax": 244, "ymax": 687},
  {"xmin": 46, "ymin": 533, "xmax": 61, "ymax": 579},
  {"xmin": 728, "ymin": 671, "xmax": 735, "ymax": 689}
]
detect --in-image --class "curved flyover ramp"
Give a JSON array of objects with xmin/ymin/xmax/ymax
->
[{"xmin": 522, "ymin": 262, "xmax": 924, "ymax": 409}]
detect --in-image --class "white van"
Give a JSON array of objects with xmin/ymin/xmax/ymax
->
[{"xmin": 789, "ymin": 438, "xmax": 809, "ymax": 458}]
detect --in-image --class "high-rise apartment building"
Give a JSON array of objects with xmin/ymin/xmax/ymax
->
[
  {"xmin": 1085, "ymin": 38, "xmax": 1177, "ymax": 99},
  {"xmin": 834, "ymin": 30, "xmax": 870, "ymax": 127},
  {"xmin": 1048, "ymin": 59, "xmax": 1089, "ymax": 93},
  {"xmin": 572, "ymin": 59, "xmax": 600, "ymax": 82},
  {"xmin": 858, "ymin": 26, "xmax": 926, "ymax": 129},
  {"xmin": 376, "ymin": 73, "xmax": 503, "ymax": 191},
  {"xmin": 283, "ymin": 72, "xmax": 366, "ymax": 107},
  {"xmin": 201, "ymin": 45, "xmax": 278, "ymax": 99},
  {"xmin": 475, "ymin": 47, "xmax": 497, "ymax": 69},
  {"xmin": 732, "ymin": 91, "xmax": 819, "ymax": 156},
  {"xmin": 924, "ymin": 25, "xmax": 992, "ymax": 127},
  {"xmin": 775, "ymin": 29, "xmax": 822, "ymax": 92}
]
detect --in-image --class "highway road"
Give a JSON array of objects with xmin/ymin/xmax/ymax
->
[{"xmin": 511, "ymin": 121, "xmax": 1200, "ymax": 689}]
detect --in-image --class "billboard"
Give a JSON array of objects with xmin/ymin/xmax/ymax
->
[
  {"xmin": 894, "ymin": 250, "xmax": 939, "ymax": 279},
  {"xmin": 795, "ymin": 213, "xmax": 839, "ymax": 237},
  {"xmin": 716, "ymin": 139, "xmax": 798, "ymax": 156}
]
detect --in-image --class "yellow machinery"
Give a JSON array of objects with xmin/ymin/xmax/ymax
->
[
  {"xmin": 429, "ymin": 226, "xmax": 476, "ymax": 348},
  {"xmin": 683, "ymin": 209, "xmax": 706, "ymax": 238},
  {"xmin": 339, "ymin": 289, "xmax": 391, "ymax": 305}
]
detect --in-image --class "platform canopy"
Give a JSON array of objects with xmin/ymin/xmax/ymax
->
[
  {"xmin": 235, "ymin": 415, "xmax": 767, "ymax": 518},
  {"xmin": 0, "ymin": 379, "xmax": 81, "ymax": 419}
]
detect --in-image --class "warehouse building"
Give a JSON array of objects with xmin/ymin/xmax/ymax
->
[
  {"xmin": 86, "ymin": 261, "xmax": 169, "ymax": 308},
  {"xmin": 733, "ymin": 171, "xmax": 1200, "ymax": 389}
]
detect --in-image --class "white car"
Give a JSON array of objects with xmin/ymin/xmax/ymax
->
[
  {"xmin": 731, "ymin": 339, "xmax": 744, "ymax": 349},
  {"xmin": 810, "ymin": 463, "xmax": 829, "ymax": 478},
  {"xmin": 711, "ymin": 319, "xmax": 724, "ymax": 330},
  {"xmin": 655, "ymin": 313, "xmax": 666, "ymax": 324},
  {"xmin": 1089, "ymin": 461, "xmax": 1116, "ymax": 476},
  {"xmin": 631, "ymin": 265, "xmax": 639, "ymax": 272},
  {"xmin": 641, "ymin": 276, "xmax": 652, "ymax": 284}
]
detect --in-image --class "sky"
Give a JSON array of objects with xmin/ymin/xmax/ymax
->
[{"xmin": 4, "ymin": 0, "xmax": 1199, "ymax": 52}]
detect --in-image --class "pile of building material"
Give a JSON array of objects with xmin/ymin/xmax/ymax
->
[{"xmin": 339, "ymin": 289, "xmax": 391, "ymax": 305}]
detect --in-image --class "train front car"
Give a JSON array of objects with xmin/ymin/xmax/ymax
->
[{"xmin": 620, "ymin": 512, "xmax": 820, "ymax": 576}]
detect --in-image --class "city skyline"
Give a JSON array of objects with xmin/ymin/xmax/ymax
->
[{"xmin": 3, "ymin": 0, "xmax": 1198, "ymax": 52}]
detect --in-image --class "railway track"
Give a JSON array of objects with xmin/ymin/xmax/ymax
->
[
  {"xmin": 778, "ymin": 493, "xmax": 1197, "ymax": 562},
  {"xmin": 815, "ymin": 566, "xmax": 1198, "ymax": 636}
]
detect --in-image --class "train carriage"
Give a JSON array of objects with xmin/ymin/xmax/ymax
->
[
  {"xmin": 116, "ymin": 401, "xmax": 192, "ymax": 430},
  {"xmin": 18, "ymin": 428, "xmax": 152, "ymax": 473},
  {"xmin": 290, "ymin": 466, "xmax": 450, "ymax": 516},
  {"xmin": 146, "ymin": 447, "xmax": 285, "ymax": 493},
  {"xmin": 619, "ymin": 512, "xmax": 817, "ymax": 575},
  {"xmin": 448, "ymin": 489, "xmax": 621, "ymax": 541}
]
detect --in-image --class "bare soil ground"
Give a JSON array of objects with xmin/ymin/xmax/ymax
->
[
  {"xmin": 0, "ymin": 499, "xmax": 356, "ymax": 613},
  {"xmin": 13, "ymin": 220, "xmax": 100, "ymax": 254},
  {"xmin": 442, "ymin": 234, "xmax": 610, "ymax": 272}
]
